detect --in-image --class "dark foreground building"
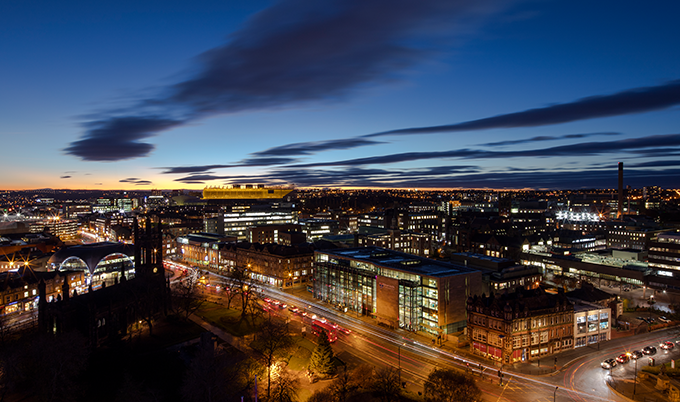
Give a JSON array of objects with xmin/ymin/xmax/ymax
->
[{"xmin": 39, "ymin": 216, "xmax": 167, "ymax": 347}]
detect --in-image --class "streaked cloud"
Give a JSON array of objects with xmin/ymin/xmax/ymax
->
[
  {"xmin": 161, "ymin": 157, "xmax": 297, "ymax": 174},
  {"xmin": 253, "ymin": 137, "xmax": 384, "ymax": 157},
  {"xmin": 65, "ymin": 117, "xmax": 182, "ymax": 161},
  {"xmin": 292, "ymin": 133, "xmax": 680, "ymax": 168},
  {"xmin": 365, "ymin": 80, "xmax": 680, "ymax": 137},
  {"xmin": 66, "ymin": 0, "xmax": 508, "ymax": 161},
  {"xmin": 119, "ymin": 177, "xmax": 153, "ymax": 185},
  {"xmin": 480, "ymin": 132, "xmax": 620, "ymax": 147}
]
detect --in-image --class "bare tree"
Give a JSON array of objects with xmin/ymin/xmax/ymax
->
[
  {"xmin": 350, "ymin": 364, "xmax": 375, "ymax": 392},
  {"xmin": 182, "ymin": 347, "xmax": 263, "ymax": 402},
  {"xmin": 215, "ymin": 276, "xmax": 240, "ymax": 309},
  {"xmin": 230, "ymin": 266, "xmax": 259, "ymax": 322},
  {"xmin": 329, "ymin": 366, "xmax": 358, "ymax": 402},
  {"xmin": 171, "ymin": 275, "xmax": 205, "ymax": 320},
  {"xmin": 306, "ymin": 389, "xmax": 333, "ymax": 402},
  {"xmin": 371, "ymin": 367, "xmax": 401, "ymax": 402},
  {"xmin": 251, "ymin": 320, "xmax": 296, "ymax": 400},
  {"xmin": 269, "ymin": 368, "xmax": 299, "ymax": 402},
  {"xmin": 423, "ymin": 368, "xmax": 481, "ymax": 402}
]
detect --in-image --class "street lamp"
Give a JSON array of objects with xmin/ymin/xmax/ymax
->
[
  {"xmin": 633, "ymin": 355, "xmax": 638, "ymax": 396},
  {"xmin": 398, "ymin": 342, "xmax": 406, "ymax": 385}
]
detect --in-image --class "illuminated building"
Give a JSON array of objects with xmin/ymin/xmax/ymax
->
[
  {"xmin": 520, "ymin": 248, "xmax": 647, "ymax": 287},
  {"xmin": 64, "ymin": 204, "xmax": 92, "ymax": 218},
  {"xmin": 313, "ymin": 247, "xmax": 482, "ymax": 336},
  {"xmin": 572, "ymin": 301, "xmax": 611, "ymax": 348},
  {"xmin": 357, "ymin": 213, "xmax": 385, "ymax": 229},
  {"xmin": 467, "ymin": 288, "xmax": 574, "ymax": 364},
  {"xmin": 202, "ymin": 185, "xmax": 293, "ymax": 200},
  {"xmin": 248, "ymin": 224, "xmax": 302, "ymax": 244},
  {"xmin": 604, "ymin": 220, "xmax": 662, "ymax": 251},
  {"xmin": 356, "ymin": 228, "xmax": 433, "ymax": 257},
  {"xmin": 237, "ymin": 243, "xmax": 313, "ymax": 288},
  {"xmin": 0, "ymin": 268, "xmax": 86, "ymax": 315},
  {"xmin": 648, "ymin": 231, "xmax": 680, "ymax": 284},
  {"xmin": 450, "ymin": 252, "xmax": 542, "ymax": 295},
  {"xmin": 176, "ymin": 233, "xmax": 237, "ymax": 270},
  {"xmin": 42, "ymin": 218, "xmax": 78, "ymax": 240},
  {"xmin": 299, "ymin": 218, "xmax": 339, "ymax": 240},
  {"xmin": 211, "ymin": 203, "xmax": 297, "ymax": 241}
]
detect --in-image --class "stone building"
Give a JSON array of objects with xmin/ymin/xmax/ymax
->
[{"xmin": 467, "ymin": 288, "xmax": 574, "ymax": 364}]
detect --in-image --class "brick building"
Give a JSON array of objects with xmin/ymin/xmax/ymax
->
[{"xmin": 467, "ymin": 288, "xmax": 574, "ymax": 364}]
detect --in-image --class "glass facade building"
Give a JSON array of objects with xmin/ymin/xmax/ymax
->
[{"xmin": 313, "ymin": 247, "xmax": 481, "ymax": 335}]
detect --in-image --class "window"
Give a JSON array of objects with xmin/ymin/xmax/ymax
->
[
  {"xmin": 531, "ymin": 333, "xmax": 539, "ymax": 345},
  {"xmin": 513, "ymin": 336, "xmax": 521, "ymax": 348}
]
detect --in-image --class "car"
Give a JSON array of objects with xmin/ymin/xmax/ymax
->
[
  {"xmin": 630, "ymin": 350, "xmax": 643, "ymax": 360},
  {"xmin": 288, "ymin": 305, "xmax": 300, "ymax": 314},
  {"xmin": 661, "ymin": 341, "xmax": 675, "ymax": 350},
  {"xmin": 623, "ymin": 287, "xmax": 631, "ymax": 291},
  {"xmin": 636, "ymin": 316, "xmax": 646, "ymax": 322},
  {"xmin": 338, "ymin": 326, "xmax": 352, "ymax": 335},
  {"xmin": 659, "ymin": 316, "xmax": 671, "ymax": 323},
  {"xmin": 601, "ymin": 358, "xmax": 617, "ymax": 369},
  {"xmin": 616, "ymin": 354, "xmax": 630, "ymax": 364},
  {"xmin": 643, "ymin": 346, "xmax": 657, "ymax": 355}
]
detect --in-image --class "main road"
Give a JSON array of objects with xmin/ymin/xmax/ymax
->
[{"xmin": 191, "ymin": 267, "xmax": 662, "ymax": 401}]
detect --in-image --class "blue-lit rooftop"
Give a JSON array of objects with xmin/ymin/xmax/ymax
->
[{"xmin": 317, "ymin": 247, "xmax": 479, "ymax": 277}]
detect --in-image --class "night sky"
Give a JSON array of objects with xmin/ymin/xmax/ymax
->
[{"xmin": 2, "ymin": 0, "xmax": 680, "ymax": 190}]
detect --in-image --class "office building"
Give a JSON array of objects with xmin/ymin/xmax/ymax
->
[{"xmin": 313, "ymin": 247, "xmax": 482, "ymax": 336}]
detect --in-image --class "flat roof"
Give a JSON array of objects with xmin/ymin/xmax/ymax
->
[
  {"xmin": 571, "ymin": 300, "xmax": 609, "ymax": 313},
  {"xmin": 317, "ymin": 247, "xmax": 479, "ymax": 277}
]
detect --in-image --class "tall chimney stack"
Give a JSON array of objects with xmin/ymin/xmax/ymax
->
[{"xmin": 617, "ymin": 162, "xmax": 624, "ymax": 219}]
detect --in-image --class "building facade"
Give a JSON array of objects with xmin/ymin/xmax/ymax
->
[
  {"xmin": 467, "ymin": 288, "xmax": 574, "ymax": 364},
  {"xmin": 357, "ymin": 229, "xmax": 433, "ymax": 257},
  {"xmin": 572, "ymin": 301, "xmax": 611, "ymax": 348},
  {"xmin": 313, "ymin": 247, "xmax": 482, "ymax": 335}
]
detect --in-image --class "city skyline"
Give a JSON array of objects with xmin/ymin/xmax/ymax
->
[{"xmin": 2, "ymin": 0, "xmax": 680, "ymax": 190}]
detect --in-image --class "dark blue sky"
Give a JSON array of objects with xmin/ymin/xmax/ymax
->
[{"xmin": 2, "ymin": 0, "xmax": 679, "ymax": 190}]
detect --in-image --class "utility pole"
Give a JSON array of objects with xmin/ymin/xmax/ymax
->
[
  {"xmin": 633, "ymin": 357, "xmax": 638, "ymax": 396},
  {"xmin": 398, "ymin": 342, "xmax": 406, "ymax": 385}
]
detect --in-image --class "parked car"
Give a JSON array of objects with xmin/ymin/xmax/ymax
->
[
  {"xmin": 659, "ymin": 316, "xmax": 671, "ymax": 323},
  {"xmin": 643, "ymin": 346, "xmax": 657, "ymax": 355},
  {"xmin": 623, "ymin": 287, "xmax": 631, "ymax": 291},
  {"xmin": 630, "ymin": 350, "xmax": 643, "ymax": 359},
  {"xmin": 601, "ymin": 358, "xmax": 617, "ymax": 369},
  {"xmin": 616, "ymin": 354, "xmax": 630, "ymax": 364}
]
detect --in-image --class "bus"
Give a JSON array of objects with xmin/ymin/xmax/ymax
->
[{"xmin": 311, "ymin": 320, "xmax": 338, "ymax": 343}]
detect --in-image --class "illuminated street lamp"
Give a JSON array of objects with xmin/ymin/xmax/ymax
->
[
  {"xmin": 633, "ymin": 353, "xmax": 638, "ymax": 396},
  {"xmin": 398, "ymin": 342, "xmax": 406, "ymax": 385}
]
